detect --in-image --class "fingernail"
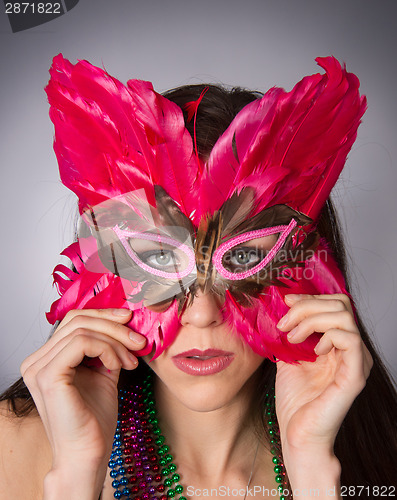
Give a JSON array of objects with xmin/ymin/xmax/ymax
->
[
  {"xmin": 113, "ymin": 308, "xmax": 131, "ymax": 316},
  {"xmin": 277, "ymin": 315, "xmax": 289, "ymax": 329},
  {"xmin": 314, "ymin": 341, "xmax": 322, "ymax": 355},
  {"xmin": 287, "ymin": 327, "xmax": 298, "ymax": 339},
  {"xmin": 129, "ymin": 331, "xmax": 146, "ymax": 344},
  {"xmin": 285, "ymin": 294, "xmax": 303, "ymax": 303},
  {"xmin": 128, "ymin": 352, "xmax": 139, "ymax": 365}
]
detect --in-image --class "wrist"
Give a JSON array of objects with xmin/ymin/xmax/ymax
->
[
  {"xmin": 43, "ymin": 460, "xmax": 106, "ymax": 500},
  {"xmin": 282, "ymin": 447, "xmax": 341, "ymax": 499}
]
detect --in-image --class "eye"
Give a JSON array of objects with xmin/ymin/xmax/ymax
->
[
  {"xmin": 223, "ymin": 246, "xmax": 265, "ymax": 272},
  {"xmin": 152, "ymin": 252, "xmax": 172, "ymax": 266},
  {"xmin": 137, "ymin": 249, "xmax": 179, "ymax": 271}
]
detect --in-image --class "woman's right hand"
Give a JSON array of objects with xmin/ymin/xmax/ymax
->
[{"xmin": 20, "ymin": 308, "xmax": 146, "ymax": 498}]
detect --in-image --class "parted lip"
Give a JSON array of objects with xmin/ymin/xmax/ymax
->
[
  {"xmin": 171, "ymin": 349, "xmax": 235, "ymax": 376},
  {"xmin": 173, "ymin": 349, "xmax": 234, "ymax": 358}
]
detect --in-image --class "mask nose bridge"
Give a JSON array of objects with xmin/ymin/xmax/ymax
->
[{"xmin": 194, "ymin": 212, "xmax": 223, "ymax": 294}]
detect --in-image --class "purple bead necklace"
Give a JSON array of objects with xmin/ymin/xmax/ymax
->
[{"xmin": 109, "ymin": 371, "xmax": 288, "ymax": 499}]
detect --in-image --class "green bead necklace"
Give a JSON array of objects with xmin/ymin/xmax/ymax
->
[
  {"xmin": 265, "ymin": 392, "xmax": 290, "ymax": 500},
  {"xmin": 109, "ymin": 371, "xmax": 288, "ymax": 499}
]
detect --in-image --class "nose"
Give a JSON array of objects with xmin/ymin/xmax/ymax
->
[{"xmin": 180, "ymin": 290, "xmax": 223, "ymax": 328}]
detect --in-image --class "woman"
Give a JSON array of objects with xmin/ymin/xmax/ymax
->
[{"xmin": 0, "ymin": 55, "xmax": 396, "ymax": 500}]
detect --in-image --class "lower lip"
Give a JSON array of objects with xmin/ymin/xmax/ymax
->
[{"xmin": 172, "ymin": 355, "xmax": 234, "ymax": 376}]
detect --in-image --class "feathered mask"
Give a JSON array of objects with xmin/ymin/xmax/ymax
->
[{"xmin": 45, "ymin": 54, "xmax": 366, "ymax": 362}]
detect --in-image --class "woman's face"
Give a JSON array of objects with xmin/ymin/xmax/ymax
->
[{"xmin": 143, "ymin": 289, "xmax": 265, "ymax": 413}]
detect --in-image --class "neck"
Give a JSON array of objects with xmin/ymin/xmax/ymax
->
[{"xmin": 154, "ymin": 373, "xmax": 263, "ymax": 482}]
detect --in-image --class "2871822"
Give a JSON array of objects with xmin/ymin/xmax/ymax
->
[
  {"xmin": 5, "ymin": 3, "xmax": 61, "ymax": 14},
  {"xmin": 341, "ymin": 486, "xmax": 395, "ymax": 497}
]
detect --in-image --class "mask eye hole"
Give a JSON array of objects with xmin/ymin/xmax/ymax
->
[
  {"xmin": 133, "ymin": 246, "xmax": 184, "ymax": 273},
  {"xmin": 146, "ymin": 249, "xmax": 173, "ymax": 268},
  {"xmin": 223, "ymin": 246, "xmax": 266, "ymax": 273},
  {"xmin": 212, "ymin": 220, "xmax": 297, "ymax": 280},
  {"xmin": 113, "ymin": 226, "xmax": 196, "ymax": 279}
]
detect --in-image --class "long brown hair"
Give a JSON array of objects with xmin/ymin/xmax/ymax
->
[{"xmin": 2, "ymin": 84, "xmax": 397, "ymax": 491}]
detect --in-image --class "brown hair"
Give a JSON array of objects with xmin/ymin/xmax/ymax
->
[{"xmin": 2, "ymin": 83, "xmax": 397, "ymax": 491}]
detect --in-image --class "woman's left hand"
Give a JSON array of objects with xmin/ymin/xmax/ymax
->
[{"xmin": 275, "ymin": 293, "xmax": 373, "ymax": 453}]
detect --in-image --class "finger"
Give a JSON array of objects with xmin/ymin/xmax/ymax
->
[
  {"xmin": 21, "ymin": 331, "xmax": 138, "ymax": 443},
  {"xmin": 32, "ymin": 336, "xmax": 126, "ymax": 438},
  {"xmin": 23, "ymin": 329, "xmax": 139, "ymax": 385},
  {"xmin": 22, "ymin": 312, "xmax": 145, "ymax": 372},
  {"xmin": 59, "ymin": 308, "xmax": 132, "ymax": 330},
  {"xmin": 314, "ymin": 329, "xmax": 369, "ymax": 389},
  {"xmin": 21, "ymin": 332, "xmax": 137, "ymax": 420},
  {"xmin": 39, "ymin": 336, "xmax": 125, "ymax": 381},
  {"xmin": 55, "ymin": 316, "xmax": 146, "ymax": 348},
  {"xmin": 290, "ymin": 329, "xmax": 371, "ymax": 435},
  {"xmin": 286, "ymin": 310, "xmax": 358, "ymax": 343},
  {"xmin": 284, "ymin": 293, "xmax": 354, "ymax": 313},
  {"xmin": 23, "ymin": 333, "xmax": 138, "ymax": 423},
  {"xmin": 21, "ymin": 308, "xmax": 132, "ymax": 372},
  {"xmin": 278, "ymin": 295, "xmax": 351, "ymax": 332}
]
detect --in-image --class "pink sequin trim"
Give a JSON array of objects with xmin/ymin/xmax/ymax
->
[
  {"xmin": 212, "ymin": 219, "xmax": 297, "ymax": 280},
  {"xmin": 113, "ymin": 226, "xmax": 196, "ymax": 279}
]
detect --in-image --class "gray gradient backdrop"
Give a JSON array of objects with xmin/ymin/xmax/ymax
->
[{"xmin": 0, "ymin": 0, "xmax": 396, "ymax": 392}]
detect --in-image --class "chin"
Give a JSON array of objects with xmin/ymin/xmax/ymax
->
[
  {"xmin": 173, "ymin": 380, "xmax": 241, "ymax": 413},
  {"xmin": 150, "ymin": 360, "xmax": 260, "ymax": 414}
]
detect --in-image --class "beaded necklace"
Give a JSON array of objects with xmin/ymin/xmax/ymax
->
[{"xmin": 109, "ymin": 372, "xmax": 288, "ymax": 499}]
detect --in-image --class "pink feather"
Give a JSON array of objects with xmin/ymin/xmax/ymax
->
[
  {"xmin": 222, "ymin": 241, "xmax": 348, "ymax": 363},
  {"xmin": 199, "ymin": 57, "xmax": 366, "ymax": 222},
  {"xmin": 46, "ymin": 240, "xmax": 182, "ymax": 359},
  {"xmin": 46, "ymin": 55, "xmax": 199, "ymax": 216}
]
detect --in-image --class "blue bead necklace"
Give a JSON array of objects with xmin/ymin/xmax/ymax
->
[{"xmin": 109, "ymin": 372, "xmax": 288, "ymax": 499}]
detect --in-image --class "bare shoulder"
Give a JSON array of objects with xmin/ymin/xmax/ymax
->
[{"xmin": 0, "ymin": 400, "xmax": 52, "ymax": 499}]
